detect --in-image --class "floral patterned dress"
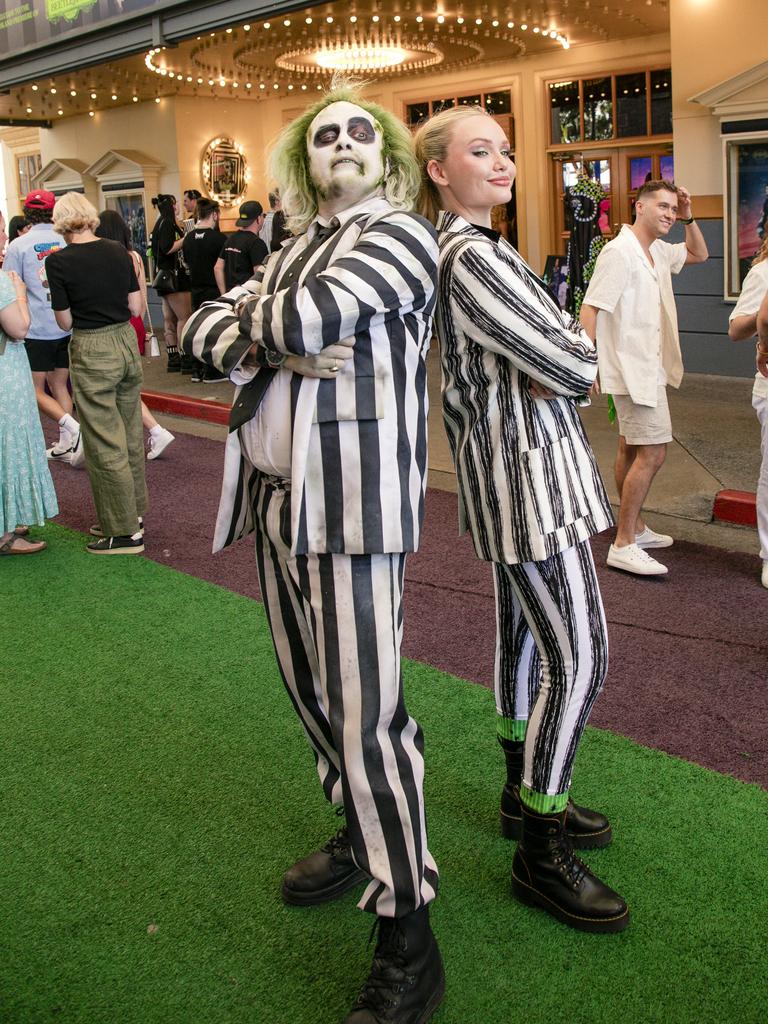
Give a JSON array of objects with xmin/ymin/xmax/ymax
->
[{"xmin": 0, "ymin": 270, "xmax": 58, "ymax": 533}]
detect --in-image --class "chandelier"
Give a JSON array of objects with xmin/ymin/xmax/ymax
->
[{"xmin": 276, "ymin": 37, "xmax": 445, "ymax": 76}]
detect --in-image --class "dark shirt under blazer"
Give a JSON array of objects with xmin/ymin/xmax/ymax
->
[
  {"xmin": 435, "ymin": 211, "xmax": 613, "ymax": 564},
  {"xmin": 183, "ymin": 198, "xmax": 438, "ymax": 556}
]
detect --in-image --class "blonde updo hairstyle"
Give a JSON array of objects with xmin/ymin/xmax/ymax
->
[
  {"xmin": 413, "ymin": 105, "xmax": 495, "ymax": 225},
  {"xmin": 52, "ymin": 191, "xmax": 100, "ymax": 236}
]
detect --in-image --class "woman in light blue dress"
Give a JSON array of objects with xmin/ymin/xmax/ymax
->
[{"xmin": 0, "ymin": 210, "xmax": 58, "ymax": 554}]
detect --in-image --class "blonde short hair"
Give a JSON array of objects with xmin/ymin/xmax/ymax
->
[
  {"xmin": 413, "ymin": 106, "xmax": 495, "ymax": 224},
  {"xmin": 52, "ymin": 192, "xmax": 100, "ymax": 235}
]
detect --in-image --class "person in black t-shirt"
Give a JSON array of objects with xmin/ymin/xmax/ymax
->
[
  {"xmin": 214, "ymin": 200, "xmax": 268, "ymax": 292},
  {"xmin": 181, "ymin": 198, "xmax": 226, "ymax": 382},
  {"xmin": 150, "ymin": 194, "xmax": 191, "ymax": 372},
  {"xmin": 46, "ymin": 192, "xmax": 146, "ymax": 556}
]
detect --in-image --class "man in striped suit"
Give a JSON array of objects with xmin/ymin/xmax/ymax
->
[{"xmin": 182, "ymin": 84, "xmax": 444, "ymax": 1023}]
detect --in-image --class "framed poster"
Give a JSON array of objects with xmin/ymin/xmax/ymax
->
[
  {"xmin": 724, "ymin": 133, "xmax": 768, "ymax": 300},
  {"xmin": 541, "ymin": 254, "xmax": 570, "ymax": 308}
]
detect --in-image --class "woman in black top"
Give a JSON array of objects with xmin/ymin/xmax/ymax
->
[
  {"xmin": 46, "ymin": 192, "xmax": 146, "ymax": 555},
  {"xmin": 150, "ymin": 194, "xmax": 191, "ymax": 372}
]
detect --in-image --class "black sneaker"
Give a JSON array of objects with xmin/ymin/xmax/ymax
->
[
  {"xmin": 202, "ymin": 368, "xmax": 228, "ymax": 383},
  {"xmin": 190, "ymin": 365, "xmax": 205, "ymax": 383},
  {"xmin": 86, "ymin": 535, "xmax": 144, "ymax": 555},
  {"xmin": 90, "ymin": 517, "xmax": 144, "ymax": 538},
  {"xmin": 180, "ymin": 355, "xmax": 196, "ymax": 375},
  {"xmin": 166, "ymin": 350, "xmax": 182, "ymax": 372}
]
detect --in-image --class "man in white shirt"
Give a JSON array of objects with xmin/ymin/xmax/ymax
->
[
  {"xmin": 580, "ymin": 181, "xmax": 708, "ymax": 576},
  {"xmin": 729, "ymin": 255, "xmax": 768, "ymax": 588}
]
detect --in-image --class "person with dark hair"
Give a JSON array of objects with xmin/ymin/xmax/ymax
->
[
  {"xmin": 214, "ymin": 200, "xmax": 267, "ymax": 292},
  {"xmin": 580, "ymin": 180, "xmax": 708, "ymax": 576},
  {"xmin": 96, "ymin": 209, "xmax": 175, "ymax": 460},
  {"xmin": 181, "ymin": 197, "xmax": 226, "ymax": 382},
  {"xmin": 6, "ymin": 215, "xmax": 30, "ymax": 245},
  {"xmin": 182, "ymin": 189, "xmax": 202, "ymax": 234},
  {"xmin": 150, "ymin": 194, "xmax": 191, "ymax": 373},
  {"xmin": 3, "ymin": 190, "xmax": 82, "ymax": 464}
]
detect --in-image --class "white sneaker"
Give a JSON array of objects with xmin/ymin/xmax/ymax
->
[
  {"xmin": 46, "ymin": 437, "xmax": 74, "ymax": 462},
  {"xmin": 762, "ymin": 562, "xmax": 768, "ymax": 590},
  {"xmin": 68, "ymin": 430, "xmax": 85, "ymax": 468},
  {"xmin": 147, "ymin": 427, "xmax": 175, "ymax": 461},
  {"xmin": 635, "ymin": 526, "xmax": 673, "ymax": 549},
  {"xmin": 607, "ymin": 543, "xmax": 668, "ymax": 576}
]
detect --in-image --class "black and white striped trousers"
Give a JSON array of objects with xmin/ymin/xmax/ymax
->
[
  {"xmin": 252, "ymin": 475, "xmax": 438, "ymax": 918},
  {"xmin": 493, "ymin": 541, "xmax": 608, "ymax": 796}
]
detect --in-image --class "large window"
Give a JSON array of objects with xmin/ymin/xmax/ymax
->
[
  {"xmin": 406, "ymin": 88, "xmax": 514, "ymax": 148},
  {"xmin": 548, "ymin": 68, "xmax": 672, "ymax": 145}
]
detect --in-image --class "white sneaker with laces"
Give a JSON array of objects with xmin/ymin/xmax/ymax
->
[
  {"xmin": 635, "ymin": 526, "xmax": 673, "ymax": 549},
  {"xmin": 607, "ymin": 542, "xmax": 668, "ymax": 576},
  {"xmin": 761, "ymin": 562, "xmax": 768, "ymax": 590},
  {"xmin": 147, "ymin": 427, "xmax": 175, "ymax": 461}
]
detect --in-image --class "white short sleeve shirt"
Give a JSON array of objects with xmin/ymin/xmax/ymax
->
[
  {"xmin": 730, "ymin": 260, "xmax": 768, "ymax": 399},
  {"xmin": 584, "ymin": 224, "xmax": 688, "ymax": 407}
]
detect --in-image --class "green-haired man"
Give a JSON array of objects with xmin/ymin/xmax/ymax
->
[{"xmin": 183, "ymin": 82, "xmax": 443, "ymax": 1023}]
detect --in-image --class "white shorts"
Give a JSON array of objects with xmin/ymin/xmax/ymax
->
[{"xmin": 613, "ymin": 386, "xmax": 672, "ymax": 446}]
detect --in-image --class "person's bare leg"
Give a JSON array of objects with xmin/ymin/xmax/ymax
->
[
  {"xmin": 32, "ymin": 370, "xmax": 67, "ymax": 424},
  {"xmin": 614, "ymin": 443, "xmax": 666, "ymax": 548},
  {"xmin": 614, "ymin": 436, "xmax": 649, "ymax": 537},
  {"xmin": 47, "ymin": 367, "xmax": 74, "ymax": 416},
  {"xmin": 141, "ymin": 401, "xmax": 159, "ymax": 431},
  {"xmin": 166, "ymin": 291, "xmax": 191, "ymax": 347}
]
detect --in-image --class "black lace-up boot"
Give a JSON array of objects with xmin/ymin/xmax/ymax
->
[
  {"xmin": 344, "ymin": 906, "xmax": 444, "ymax": 1023},
  {"xmin": 282, "ymin": 827, "xmax": 368, "ymax": 906},
  {"xmin": 498, "ymin": 738, "xmax": 612, "ymax": 849},
  {"xmin": 511, "ymin": 803, "xmax": 629, "ymax": 933}
]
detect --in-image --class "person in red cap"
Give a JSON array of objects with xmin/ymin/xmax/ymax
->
[{"xmin": 3, "ymin": 189, "xmax": 82, "ymax": 464}]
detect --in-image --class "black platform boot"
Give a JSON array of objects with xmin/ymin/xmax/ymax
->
[
  {"xmin": 282, "ymin": 826, "xmax": 368, "ymax": 906},
  {"xmin": 344, "ymin": 906, "xmax": 445, "ymax": 1023},
  {"xmin": 498, "ymin": 738, "xmax": 612, "ymax": 849},
  {"xmin": 511, "ymin": 803, "xmax": 629, "ymax": 933},
  {"xmin": 165, "ymin": 345, "xmax": 181, "ymax": 372}
]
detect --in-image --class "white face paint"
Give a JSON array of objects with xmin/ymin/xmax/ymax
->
[{"xmin": 307, "ymin": 101, "xmax": 385, "ymax": 214}]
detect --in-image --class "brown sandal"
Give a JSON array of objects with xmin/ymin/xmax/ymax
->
[{"xmin": 0, "ymin": 535, "xmax": 47, "ymax": 555}]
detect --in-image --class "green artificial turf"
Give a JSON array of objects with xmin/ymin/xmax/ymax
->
[{"xmin": 2, "ymin": 522, "xmax": 766, "ymax": 1023}]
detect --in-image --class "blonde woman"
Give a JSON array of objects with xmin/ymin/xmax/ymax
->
[
  {"xmin": 415, "ymin": 106, "xmax": 628, "ymax": 933},
  {"xmin": 45, "ymin": 193, "xmax": 146, "ymax": 554},
  {"xmin": 728, "ymin": 234, "xmax": 768, "ymax": 588}
]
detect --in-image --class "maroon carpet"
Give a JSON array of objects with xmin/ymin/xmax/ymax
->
[{"xmin": 48, "ymin": 431, "xmax": 768, "ymax": 788}]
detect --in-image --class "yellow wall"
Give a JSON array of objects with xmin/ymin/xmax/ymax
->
[{"xmin": 671, "ymin": 0, "xmax": 768, "ymax": 197}]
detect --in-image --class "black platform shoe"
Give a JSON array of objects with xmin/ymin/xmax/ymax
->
[
  {"xmin": 282, "ymin": 827, "xmax": 368, "ymax": 906},
  {"xmin": 344, "ymin": 906, "xmax": 445, "ymax": 1023},
  {"xmin": 166, "ymin": 347, "xmax": 181, "ymax": 372},
  {"xmin": 501, "ymin": 784, "xmax": 612, "ymax": 849},
  {"xmin": 511, "ymin": 803, "xmax": 629, "ymax": 933}
]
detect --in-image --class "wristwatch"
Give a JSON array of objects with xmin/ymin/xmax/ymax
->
[
  {"xmin": 679, "ymin": 216, "xmax": 695, "ymax": 225},
  {"xmin": 263, "ymin": 347, "xmax": 287, "ymax": 368}
]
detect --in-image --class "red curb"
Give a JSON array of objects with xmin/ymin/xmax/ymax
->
[
  {"xmin": 142, "ymin": 389, "xmax": 230, "ymax": 426},
  {"xmin": 713, "ymin": 489, "xmax": 758, "ymax": 527}
]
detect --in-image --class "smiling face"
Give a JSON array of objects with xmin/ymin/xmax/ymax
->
[
  {"xmin": 635, "ymin": 188, "xmax": 678, "ymax": 238},
  {"xmin": 426, "ymin": 113, "xmax": 514, "ymax": 227},
  {"xmin": 307, "ymin": 100, "xmax": 385, "ymax": 214}
]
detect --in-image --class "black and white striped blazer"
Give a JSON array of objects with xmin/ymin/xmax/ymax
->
[
  {"xmin": 435, "ymin": 212, "xmax": 613, "ymax": 564},
  {"xmin": 182, "ymin": 198, "xmax": 438, "ymax": 556}
]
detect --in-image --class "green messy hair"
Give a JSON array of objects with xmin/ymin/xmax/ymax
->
[{"xmin": 267, "ymin": 77, "xmax": 420, "ymax": 236}]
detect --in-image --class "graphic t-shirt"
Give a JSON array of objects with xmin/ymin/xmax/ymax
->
[
  {"xmin": 182, "ymin": 226, "xmax": 225, "ymax": 309},
  {"xmin": 218, "ymin": 229, "xmax": 268, "ymax": 290},
  {"xmin": 46, "ymin": 239, "xmax": 139, "ymax": 330},
  {"xmin": 2, "ymin": 224, "xmax": 67, "ymax": 340}
]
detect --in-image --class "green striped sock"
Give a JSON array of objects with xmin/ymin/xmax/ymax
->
[
  {"xmin": 496, "ymin": 715, "xmax": 527, "ymax": 743},
  {"xmin": 519, "ymin": 782, "xmax": 569, "ymax": 815}
]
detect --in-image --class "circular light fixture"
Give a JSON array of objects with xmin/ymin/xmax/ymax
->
[{"xmin": 277, "ymin": 40, "xmax": 444, "ymax": 74}]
